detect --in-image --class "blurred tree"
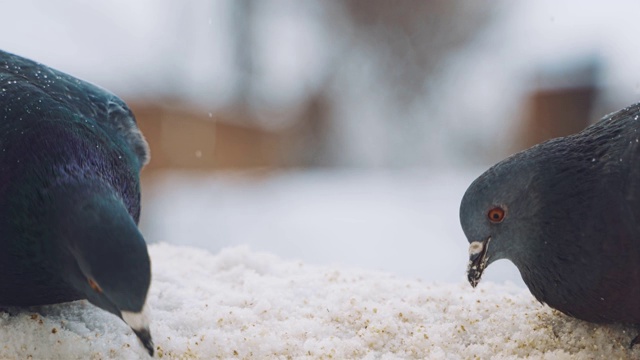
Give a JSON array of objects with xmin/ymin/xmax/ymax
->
[
  {"xmin": 311, "ymin": 0, "xmax": 496, "ymax": 167},
  {"xmin": 340, "ymin": 0, "xmax": 493, "ymax": 106},
  {"xmin": 232, "ymin": 0, "xmax": 255, "ymax": 108}
]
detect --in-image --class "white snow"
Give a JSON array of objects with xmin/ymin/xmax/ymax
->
[{"xmin": 2, "ymin": 244, "xmax": 636, "ymax": 359}]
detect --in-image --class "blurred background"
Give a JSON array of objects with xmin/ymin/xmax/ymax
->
[{"xmin": 2, "ymin": 0, "xmax": 640, "ymax": 286}]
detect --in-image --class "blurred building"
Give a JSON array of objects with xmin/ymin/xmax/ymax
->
[
  {"xmin": 132, "ymin": 93, "xmax": 331, "ymax": 179},
  {"xmin": 516, "ymin": 57, "xmax": 601, "ymax": 152}
]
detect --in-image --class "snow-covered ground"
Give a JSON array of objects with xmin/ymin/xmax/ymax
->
[{"xmin": 3, "ymin": 245, "xmax": 637, "ymax": 359}]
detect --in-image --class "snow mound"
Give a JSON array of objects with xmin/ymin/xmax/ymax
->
[{"xmin": 1, "ymin": 244, "xmax": 636, "ymax": 359}]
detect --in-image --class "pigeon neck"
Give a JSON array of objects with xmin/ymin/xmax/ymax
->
[
  {"xmin": 49, "ymin": 181, "xmax": 131, "ymax": 251},
  {"xmin": 47, "ymin": 181, "xmax": 151, "ymax": 312}
]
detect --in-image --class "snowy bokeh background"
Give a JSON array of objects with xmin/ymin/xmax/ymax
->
[
  {"xmin": 4, "ymin": 1, "xmax": 640, "ymax": 357},
  {"xmin": 142, "ymin": 169, "xmax": 496, "ymax": 283}
]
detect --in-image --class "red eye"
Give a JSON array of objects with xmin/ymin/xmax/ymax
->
[
  {"xmin": 88, "ymin": 278, "xmax": 103, "ymax": 293},
  {"xmin": 488, "ymin": 207, "xmax": 505, "ymax": 223}
]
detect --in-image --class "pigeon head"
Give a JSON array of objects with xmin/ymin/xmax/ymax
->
[
  {"xmin": 48, "ymin": 181, "xmax": 154, "ymax": 356},
  {"xmin": 460, "ymin": 151, "xmax": 544, "ymax": 288}
]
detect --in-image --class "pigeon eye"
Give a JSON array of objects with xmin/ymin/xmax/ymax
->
[
  {"xmin": 88, "ymin": 278, "xmax": 103, "ymax": 293},
  {"xmin": 488, "ymin": 207, "xmax": 505, "ymax": 223}
]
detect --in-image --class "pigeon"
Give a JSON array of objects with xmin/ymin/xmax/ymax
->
[
  {"xmin": 460, "ymin": 102, "xmax": 640, "ymax": 347},
  {"xmin": 0, "ymin": 50, "xmax": 154, "ymax": 356}
]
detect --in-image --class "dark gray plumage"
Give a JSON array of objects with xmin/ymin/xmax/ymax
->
[
  {"xmin": 460, "ymin": 102, "xmax": 640, "ymax": 347},
  {"xmin": 0, "ymin": 50, "xmax": 153, "ymax": 355}
]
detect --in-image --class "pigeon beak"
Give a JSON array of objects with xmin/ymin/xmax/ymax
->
[
  {"xmin": 121, "ymin": 305, "xmax": 154, "ymax": 356},
  {"xmin": 467, "ymin": 237, "xmax": 491, "ymax": 288},
  {"xmin": 132, "ymin": 327, "xmax": 154, "ymax": 357}
]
